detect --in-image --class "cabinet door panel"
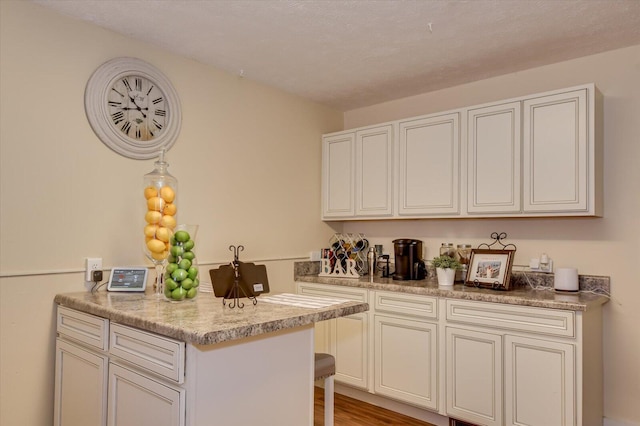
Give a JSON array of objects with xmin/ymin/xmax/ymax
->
[
  {"xmin": 468, "ymin": 102, "xmax": 521, "ymax": 213},
  {"xmin": 523, "ymin": 89, "xmax": 587, "ymax": 212},
  {"xmin": 54, "ymin": 339, "xmax": 108, "ymax": 426},
  {"xmin": 374, "ymin": 315, "xmax": 438, "ymax": 410},
  {"xmin": 505, "ymin": 335, "xmax": 576, "ymax": 426},
  {"xmin": 398, "ymin": 113, "xmax": 460, "ymax": 215},
  {"xmin": 108, "ymin": 362, "xmax": 184, "ymax": 426},
  {"xmin": 446, "ymin": 327, "xmax": 502, "ymax": 426},
  {"xmin": 355, "ymin": 125, "xmax": 393, "ymax": 216},
  {"xmin": 322, "ymin": 132, "xmax": 355, "ymax": 217},
  {"xmin": 334, "ymin": 312, "xmax": 369, "ymax": 389}
]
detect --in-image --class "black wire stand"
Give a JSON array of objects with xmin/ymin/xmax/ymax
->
[{"xmin": 224, "ymin": 245, "xmax": 258, "ymax": 309}]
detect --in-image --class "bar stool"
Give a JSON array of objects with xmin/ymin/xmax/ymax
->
[{"xmin": 314, "ymin": 353, "xmax": 335, "ymax": 426}]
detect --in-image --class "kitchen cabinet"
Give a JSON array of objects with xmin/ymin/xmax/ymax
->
[
  {"xmin": 523, "ymin": 87, "xmax": 599, "ymax": 214},
  {"xmin": 322, "ymin": 131, "xmax": 355, "ymax": 218},
  {"xmin": 445, "ymin": 298, "xmax": 601, "ymax": 426},
  {"xmin": 55, "ymin": 304, "xmax": 319, "ymax": 426},
  {"xmin": 321, "ymin": 83, "xmax": 602, "ymax": 220},
  {"xmin": 467, "ymin": 101, "xmax": 521, "ymax": 214},
  {"xmin": 373, "ymin": 291, "xmax": 439, "ymax": 410},
  {"xmin": 398, "ymin": 112, "xmax": 461, "ymax": 216},
  {"xmin": 322, "ymin": 124, "xmax": 393, "ymax": 219},
  {"xmin": 297, "ymin": 282, "xmax": 370, "ymax": 390},
  {"xmin": 54, "ymin": 339, "xmax": 108, "ymax": 426},
  {"xmin": 355, "ymin": 124, "xmax": 394, "ymax": 217},
  {"xmin": 445, "ymin": 327, "xmax": 503, "ymax": 426}
]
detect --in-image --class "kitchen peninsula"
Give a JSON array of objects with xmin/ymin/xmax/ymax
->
[{"xmin": 54, "ymin": 290, "xmax": 368, "ymax": 426}]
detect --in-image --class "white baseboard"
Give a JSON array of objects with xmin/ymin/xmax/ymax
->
[{"xmin": 604, "ymin": 418, "xmax": 640, "ymax": 426}]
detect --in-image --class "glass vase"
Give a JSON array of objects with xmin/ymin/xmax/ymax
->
[
  {"xmin": 143, "ymin": 150, "xmax": 178, "ymax": 297},
  {"xmin": 164, "ymin": 224, "xmax": 199, "ymax": 302}
]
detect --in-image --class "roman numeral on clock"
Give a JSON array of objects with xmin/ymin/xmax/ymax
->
[
  {"xmin": 136, "ymin": 128, "xmax": 142, "ymax": 139},
  {"xmin": 122, "ymin": 78, "xmax": 132, "ymax": 91},
  {"xmin": 111, "ymin": 111, "xmax": 124, "ymax": 124},
  {"xmin": 135, "ymin": 78, "xmax": 142, "ymax": 92},
  {"xmin": 155, "ymin": 109, "xmax": 166, "ymax": 117},
  {"xmin": 153, "ymin": 119, "xmax": 163, "ymax": 130},
  {"xmin": 108, "ymin": 101, "xmax": 122, "ymax": 107},
  {"xmin": 152, "ymin": 97, "xmax": 163, "ymax": 104},
  {"xmin": 112, "ymin": 88, "xmax": 125, "ymax": 97},
  {"xmin": 147, "ymin": 85, "xmax": 155, "ymax": 96},
  {"xmin": 121, "ymin": 121, "xmax": 132, "ymax": 134}
]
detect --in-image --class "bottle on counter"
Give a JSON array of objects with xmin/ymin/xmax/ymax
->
[{"xmin": 367, "ymin": 247, "xmax": 376, "ymax": 282}]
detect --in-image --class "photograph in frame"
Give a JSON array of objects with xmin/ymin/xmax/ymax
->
[{"xmin": 465, "ymin": 249, "xmax": 515, "ymax": 290}]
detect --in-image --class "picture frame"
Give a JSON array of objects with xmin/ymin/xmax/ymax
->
[{"xmin": 465, "ymin": 249, "xmax": 515, "ymax": 290}]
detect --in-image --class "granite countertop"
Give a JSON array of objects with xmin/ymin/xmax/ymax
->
[
  {"xmin": 295, "ymin": 274, "xmax": 609, "ymax": 312},
  {"xmin": 55, "ymin": 290, "xmax": 369, "ymax": 345}
]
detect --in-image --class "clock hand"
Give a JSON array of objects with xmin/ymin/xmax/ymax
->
[{"xmin": 127, "ymin": 94, "xmax": 147, "ymax": 118}]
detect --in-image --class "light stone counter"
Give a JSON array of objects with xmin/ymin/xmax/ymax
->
[
  {"xmin": 54, "ymin": 289, "xmax": 369, "ymax": 345},
  {"xmin": 295, "ymin": 274, "xmax": 609, "ymax": 312}
]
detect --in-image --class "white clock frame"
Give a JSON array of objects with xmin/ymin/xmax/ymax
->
[{"xmin": 85, "ymin": 57, "xmax": 182, "ymax": 160}]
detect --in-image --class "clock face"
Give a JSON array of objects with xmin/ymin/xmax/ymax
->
[
  {"xmin": 85, "ymin": 58, "xmax": 181, "ymax": 160},
  {"xmin": 107, "ymin": 74, "xmax": 168, "ymax": 142}
]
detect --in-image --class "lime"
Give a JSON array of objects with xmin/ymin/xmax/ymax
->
[
  {"xmin": 182, "ymin": 251, "xmax": 195, "ymax": 261},
  {"xmin": 192, "ymin": 278, "xmax": 200, "ymax": 288},
  {"xmin": 166, "ymin": 263, "xmax": 178, "ymax": 274},
  {"xmin": 174, "ymin": 230, "xmax": 190, "ymax": 243},
  {"xmin": 181, "ymin": 278, "xmax": 194, "ymax": 290},
  {"xmin": 170, "ymin": 245, "xmax": 184, "ymax": 257},
  {"xmin": 186, "ymin": 288, "xmax": 197, "ymax": 299},
  {"xmin": 187, "ymin": 266, "xmax": 199, "ymax": 280},
  {"xmin": 171, "ymin": 286, "xmax": 186, "ymax": 300},
  {"xmin": 171, "ymin": 269, "xmax": 188, "ymax": 282},
  {"xmin": 183, "ymin": 240, "xmax": 195, "ymax": 251},
  {"xmin": 165, "ymin": 278, "xmax": 178, "ymax": 291},
  {"xmin": 178, "ymin": 259, "xmax": 192, "ymax": 270}
]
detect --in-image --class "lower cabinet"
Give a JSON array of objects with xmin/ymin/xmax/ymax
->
[
  {"xmin": 297, "ymin": 282, "xmax": 604, "ymax": 426},
  {"xmin": 108, "ymin": 363, "xmax": 185, "ymax": 426},
  {"xmin": 54, "ymin": 339, "xmax": 108, "ymax": 426},
  {"xmin": 446, "ymin": 327, "xmax": 503, "ymax": 426}
]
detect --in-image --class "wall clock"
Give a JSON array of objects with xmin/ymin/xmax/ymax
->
[{"xmin": 85, "ymin": 57, "xmax": 182, "ymax": 160}]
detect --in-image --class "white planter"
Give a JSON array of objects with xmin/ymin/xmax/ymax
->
[{"xmin": 436, "ymin": 268, "xmax": 456, "ymax": 286}]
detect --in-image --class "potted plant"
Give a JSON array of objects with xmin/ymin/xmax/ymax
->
[{"xmin": 431, "ymin": 255, "xmax": 461, "ymax": 286}]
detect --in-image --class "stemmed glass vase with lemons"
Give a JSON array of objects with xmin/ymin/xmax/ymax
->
[{"xmin": 143, "ymin": 151, "xmax": 178, "ymax": 297}]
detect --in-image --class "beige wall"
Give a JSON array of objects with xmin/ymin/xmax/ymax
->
[
  {"xmin": 0, "ymin": 2, "xmax": 342, "ymax": 425},
  {"xmin": 343, "ymin": 45, "xmax": 640, "ymax": 425}
]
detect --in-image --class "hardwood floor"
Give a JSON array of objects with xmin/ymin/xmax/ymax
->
[{"xmin": 314, "ymin": 387, "xmax": 437, "ymax": 426}]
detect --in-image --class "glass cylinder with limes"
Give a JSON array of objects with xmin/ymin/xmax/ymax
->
[
  {"xmin": 143, "ymin": 150, "xmax": 178, "ymax": 298},
  {"xmin": 164, "ymin": 225, "xmax": 199, "ymax": 301}
]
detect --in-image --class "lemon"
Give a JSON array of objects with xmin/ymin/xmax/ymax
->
[
  {"xmin": 147, "ymin": 196, "xmax": 165, "ymax": 212},
  {"xmin": 145, "ymin": 210, "xmax": 162, "ymax": 224},
  {"xmin": 163, "ymin": 203, "xmax": 177, "ymax": 216},
  {"xmin": 160, "ymin": 186, "xmax": 175, "ymax": 203},
  {"xmin": 160, "ymin": 214, "xmax": 176, "ymax": 229},
  {"xmin": 147, "ymin": 238, "xmax": 166, "ymax": 254},
  {"xmin": 144, "ymin": 224, "xmax": 159, "ymax": 238},
  {"xmin": 151, "ymin": 250, "xmax": 168, "ymax": 261},
  {"xmin": 155, "ymin": 226, "xmax": 172, "ymax": 242},
  {"xmin": 144, "ymin": 186, "xmax": 158, "ymax": 199}
]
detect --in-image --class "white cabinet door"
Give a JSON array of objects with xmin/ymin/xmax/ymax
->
[
  {"xmin": 322, "ymin": 132, "xmax": 355, "ymax": 218},
  {"xmin": 297, "ymin": 282, "xmax": 369, "ymax": 390},
  {"xmin": 54, "ymin": 339, "xmax": 108, "ymax": 426},
  {"xmin": 355, "ymin": 125, "xmax": 394, "ymax": 216},
  {"xmin": 398, "ymin": 112, "xmax": 460, "ymax": 215},
  {"xmin": 108, "ymin": 362, "xmax": 185, "ymax": 426},
  {"xmin": 446, "ymin": 327, "xmax": 502, "ymax": 426},
  {"xmin": 467, "ymin": 102, "xmax": 521, "ymax": 214},
  {"xmin": 334, "ymin": 312, "xmax": 369, "ymax": 390},
  {"xmin": 504, "ymin": 335, "xmax": 576, "ymax": 426},
  {"xmin": 374, "ymin": 315, "xmax": 438, "ymax": 410},
  {"xmin": 523, "ymin": 88, "xmax": 588, "ymax": 213}
]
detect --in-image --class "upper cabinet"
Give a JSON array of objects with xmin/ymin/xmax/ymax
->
[
  {"xmin": 398, "ymin": 112, "xmax": 460, "ymax": 216},
  {"xmin": 321, "ymin": 83, "xmax": 602, "ymax": 221}
]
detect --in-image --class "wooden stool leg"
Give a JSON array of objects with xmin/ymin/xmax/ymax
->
[{"xmin": 324, "ymin": 375, "xmax": 334, "ymax": 426}]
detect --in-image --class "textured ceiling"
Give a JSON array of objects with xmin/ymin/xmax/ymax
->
[{"xmin": 32, "ymin": 0, "xmax": 640, "ymax": 111}]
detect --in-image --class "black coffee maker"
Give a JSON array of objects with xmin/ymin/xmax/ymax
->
[{"xmin": 392, "ymin": 239, "xmax": 426, "ymax": 280}]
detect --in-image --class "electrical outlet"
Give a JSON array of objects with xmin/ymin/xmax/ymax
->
[{"xmin": 85, "ymin": 257, "xmax": 102, "ymax": 281}]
